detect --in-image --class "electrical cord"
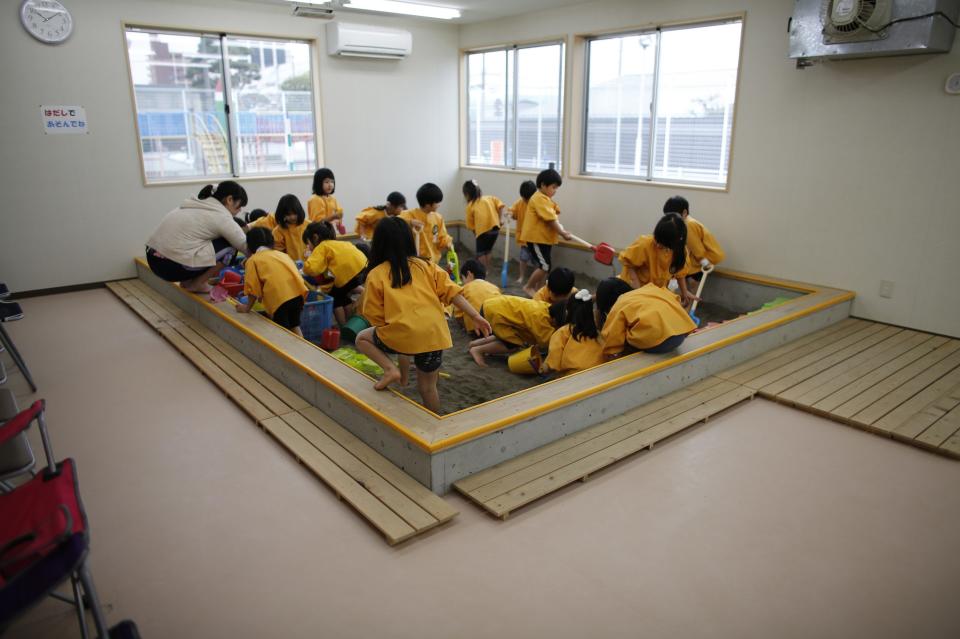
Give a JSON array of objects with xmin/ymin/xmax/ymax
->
[{"xmin": 859, "ymin": 10, "xmax": 960, "ymax": 34}]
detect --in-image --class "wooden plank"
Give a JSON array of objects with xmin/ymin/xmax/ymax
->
[
  {"xmin": 850, "ymin": 348, "xmax": 960, "ymax": 427},
  {"xmin": 786, "ymin": 332, "xmax": 937, "ymax": 406},
  {"xmin": 724, "ymin": 320, "xmax": 874, "ymax": 386},
  {"xmin": 464, "ymin": 380, "xmax": 744, "ymax": 505},
  {"xmin": 298, "ymin": 406, "xmax": 457, "ymax": 523},
  {"xmin": 454, "ymin": 377, "xmax": 730, "ymax": 495},
  {"xmin": 939, "ymin": 431, "xmax": 960, "ymax": 457},
  {"xmin": 740, "ymin": 322, "xmax": 889, "ymax": 390},
  {"xmin": 158, "ymin": 326, "xmax": 274, "ymax": 422},
  {"xmin": 276, "ymin": 412, "xmax": 439, "ymax": 531},
  {"xmin": 484, "ymin": 387, "xmax": 755, "ymax": 517},
  {"xmin": 912, "ymin": 390, "xmax": 960, "ymax": 448},
  {"xmin": 186, "ymin": 323, "xmax": 312, "ymax": 413},
  {"xmin": 715, "ymin": 318, "xmax": 865, "ymax": 382},
  {"xmin": 260, "ymin": 416, "xmax": 416, "ymax": 545},
  {"xmin": 127, "ymin": 279, "xmax": 192, "ymax": 322},
  {"xmin": 168, "ymin": 322, "xmax": 294, "ymax": 417},
  {"xmin": 119, "ymin": 279, "xmax": 181, "ymax": 324},
  {"xmin": 871, "ymin": 365, "xmax": 960, "ymax": 434},
  {"xmin": 110, "ymin": 281, "xmax": 165, "ymax": 328},
  {"xmin": 828, "ymin": 341, "xmax": 960, "ymax": 418},
  {"xmin": 813, "ymin": 336, "xmax": 952, "ymax": 413},
  {"xmin": 758, "ymin": 325, "xmax": 903, "ymax": 396},
  {"xmin": 105, "ymin": 280, "xmax": 133, "ymax": 298}
]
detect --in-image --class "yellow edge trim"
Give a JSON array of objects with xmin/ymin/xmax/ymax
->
[
  {"xmin": 133, "ymin": 258, "xmax": 435, "ymax": 452},
  {"xmin": 429, "ymin": 290, "xmax": 855, "ymax": 451}
]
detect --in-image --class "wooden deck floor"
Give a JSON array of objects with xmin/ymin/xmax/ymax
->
[
  {"xmin": 715, "ymin": 317, "xmax": 960, "ymax": 459},
  {"xmin": 107, "ymin": 279, "xmax": 457, "ymax": 545}
]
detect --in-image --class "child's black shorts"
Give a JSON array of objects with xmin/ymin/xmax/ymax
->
[
  {"xmin": 330, "ymin": 273, "xmax": 363, "ymax": 308},
  {"xmin": 475, "ymin": 227, "xmax": 500, "ymax": 257},
  {"xmin": 372, "ymin": 329, "xmax": 443, "ymax": 373},
  {"xmin": 272, "ymin": 296, "xmax": 305, "ymax": 330},
  {"xmin": 528, "ymin": 242, "xmax": 552, "ymax": 272}
]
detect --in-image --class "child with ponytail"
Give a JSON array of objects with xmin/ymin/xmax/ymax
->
[
  {"xmin": 462, "ymin": 179, "xmax": 506, "ymax": 270},
  {"xmin": 540, "ymin": 289, "xmax": 605, "ymax": 377},
  {"xmin": 618, "ymin": 212, "xmax": 697, "ymax": 307}
]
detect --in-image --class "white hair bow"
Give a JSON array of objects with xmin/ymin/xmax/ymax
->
[{"xmin": 575, "ymin": 289, "xmax": 592, "ymax": 302}]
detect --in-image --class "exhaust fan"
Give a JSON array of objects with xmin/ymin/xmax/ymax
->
[{"xmin": 821, "ymin": 0, "xmax": 892, "ymax": 42}]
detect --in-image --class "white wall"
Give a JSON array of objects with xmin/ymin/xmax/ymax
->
[
  {"xmin": 460, "ymin": 0, "xmax": 960, "ymax": 337},
  {"xmin": 0, "ymin": 0, "xmax": 459, "ymax": 292}
]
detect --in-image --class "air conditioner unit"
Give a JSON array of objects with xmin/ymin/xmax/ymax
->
[{"xmin": 325, "ymin": 21, "xmax": 412, "ymax": 59}]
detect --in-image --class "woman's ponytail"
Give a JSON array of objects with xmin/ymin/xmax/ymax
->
[{"xmin": 198, "ymin": 184, "xmax": 215, "ymax": 199}]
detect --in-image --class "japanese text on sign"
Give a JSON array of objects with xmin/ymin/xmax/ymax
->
[{"xmin": 41, "ymin": 105, "xmax": 88, "ymax": 135}]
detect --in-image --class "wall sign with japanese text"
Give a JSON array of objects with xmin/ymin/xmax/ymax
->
[{"xmin": 41, "ymin": 105, "xmax": 88, "ymax": 134}]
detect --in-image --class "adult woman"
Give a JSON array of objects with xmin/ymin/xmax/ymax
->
[{"xmin": 145, "ymin": 182, "xmax": 249, "ymax": 293}]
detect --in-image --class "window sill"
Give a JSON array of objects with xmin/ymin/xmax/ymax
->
[{"xmin": 568, "ymin": 173, "xmax": 729, "ymax": 193}]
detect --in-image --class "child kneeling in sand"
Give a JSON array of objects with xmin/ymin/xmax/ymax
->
[
  {"xmin": 468, "ymin": 295, "xmax": 565, "ymax": 367},
  {"xmin": 355, "ymin": 217, "xmax": 490, "ymax": 413}
]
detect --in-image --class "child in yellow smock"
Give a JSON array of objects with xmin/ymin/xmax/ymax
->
[
  {"xmin": 533, "ymin": 267, "xmax": 577, "ymax": 304},
  {"xmin": 462, "ymin": 179, "xmax": 506, "ymax": 271},
  {"xmin": 468, "ymin": 295, "xmax": 565, "ymax": 367},
  {"xmin": 510, "ymin": 180, "xmax": 537, "ymax": 285},
  {"xmin": 455, "ymin": 259, "xmax": 501, "ymax": 336},
  {"xmin": 271, "ymin": 194, "xmax": 309, "ymax": 263},
  {"xmin": 618, "ymin": 212, "xmax": 697, "ymax": 307},
  {"xmin": 663, "ymin": 195, "xmax": 725, "ymax": 291},
  {"xmin": 354, "ymin": 191, "xmax": 406, "ymax": 241},
  {"xmin": 520, "ymin": 168, "xmax": 573, "ymax": 297},
  {"xmin": 541, "ymin": 289, "xmax": 605, "ymax": 377},
  {"xmin": 302, "ymin": 221, "xmax": 368, "ymax": 326},
  {"xmin": 307, "ymin": 168, "xmax": 343, "ymax": 227},
  {"xmin": 399, "ymin": 183, "xmax": 453, "ymax": 264},
  {"xmin": 356, "ymin": 217, "xmax": 490, "ymax": 414},
  {"xmin": 597, "ymin": 278, "xmax": 696, "ymax": 356},
  {"xmin": 236, "ymin": 227, "xmax": 309, "ymax": 336}
]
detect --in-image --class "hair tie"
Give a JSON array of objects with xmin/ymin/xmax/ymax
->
[{"xmin": 575, "ymin": 289, "xmax": 592, "ymax": 302}]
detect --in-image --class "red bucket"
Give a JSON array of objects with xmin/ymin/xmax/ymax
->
[
  {"xmin": 222, "ymin": 282, "xmax": 244, "ymax": 298},
  {"xmin": 321, "ymin": 327, "xmax": 340, "ymax": 350},
  {"xmin": 594, "ymin": 242, "xmax": 616, "ymax": 265},
  {"xmin": 220, "ymin": 269, "xmax": 242, "ymax": 285}
]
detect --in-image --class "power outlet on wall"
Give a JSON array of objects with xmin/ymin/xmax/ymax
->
[{"xmin": 879, "ymin": 280, "xmax": 895, "ymax": 299}]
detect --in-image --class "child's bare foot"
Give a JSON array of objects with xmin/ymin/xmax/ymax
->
[
  {"xmin": 469, "ymin": 347, "xmax": 488, "ymax": 368},
  {"xmin": 374, "ymin": 366, "xmax": 402, "ymax": 390}
]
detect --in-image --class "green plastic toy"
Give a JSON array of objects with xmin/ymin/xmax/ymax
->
[{"xmin": 445, "ymin": 248, "xmax": 461, "ymax": 285}]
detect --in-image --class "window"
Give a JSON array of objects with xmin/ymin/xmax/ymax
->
[
  {"xmin": 124, "ymin": 27, "xmax": 318, "ymax": 183},
  {"xmin": 583, "ymin": 20, "xmax": 742, "ymax": 186},
  {"xmin": 465, "ymin": 42, "xmax": 564, "ymax": 171}
]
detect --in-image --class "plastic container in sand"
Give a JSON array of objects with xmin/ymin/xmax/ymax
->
[
  {"xmin": 301, "ymin": 291, "xmax": 334, "ymax": 344},
  {"xmin": 340, "ymin": 314, "xmax": 371, "ymax": 343},
  {"xmin": 507, "ymin": 345, "xmax": 541, "ymax": 375}
]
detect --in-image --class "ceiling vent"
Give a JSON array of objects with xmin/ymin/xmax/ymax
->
[{"xmin": 292, "ymin": 4, "xmax": 335, "ymax": 19}]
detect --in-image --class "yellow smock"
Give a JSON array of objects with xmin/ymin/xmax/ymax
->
[
  {"xmin": 361, "ymin": 258, "xmax": 463, "ymax": 354},
  {"xmin": 482, "ymin": 295, "xmax": 555, "ymax": 348},
  {"xmin": 520, "ymin": 191, "xmax": 560, "ymax": 245},
  {"xmin": 466, "ymin": 195, "xmax": 505, "ymax": 237},
  {"xmin": 600, "ymin": 283, "xmax": 696, "ymax": 355},
  {"xmin": 302, "ymin": 240, "xmax": 367, "ymax": 287},
  {"xmin": 354, "ymin": 207, "xmax": 386, "ymax": 238},
  {"xmin": 618, "ymin": 235, "xmax": 690, "ymax": 288},
  {"xmin": 455, "ymin": 279, "xmax": 501, "ymax": 333},
  {"xmin": 272, "ymin": 221, "xmax": 309, "ymax": 262},
  {"xmin": 683, "ymin": 216, "xmax": 725, "ymax": 270},
  {"xmin": 249, "ymin": 215, "xmax": 277, "ymax": 231},
  {"xmin": 545, "ymin": 324, "xmax": 605, "ymax": 375},
  {"xmin": 399, "ymin": 208, "xmax": 453, "ymax": 264},
  {"xmin": 243, "ymin": 249, "xmax": 308, "ymax": 316},
  {"xmin": 308, "ymin": 194, "xmax": 343, "ymax": 223},
  {"xmin": 533, "ymin": 285, "xmax": 578, "ymax": 305},
  {"xmin": 509, "ymin": 197, "xmax": 528, "ymax": 246}
]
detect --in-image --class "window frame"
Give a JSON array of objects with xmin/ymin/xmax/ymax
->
[
  {"xmin": 574, "ymin": 14, "xmax": 745, "ymax": 191},
  {"xmin": 121, "ymin": 22, "xmax": 324, "ymax": 186},
  {"xmin": 461, "ymin": 38, "xmax": 567, "ymax": 173}
]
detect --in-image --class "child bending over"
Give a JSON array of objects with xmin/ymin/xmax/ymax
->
[
  {"xmin": 541, "ymin": 289, "xmax": 605, "ymax": 377},
  {"xmin": 455, "ymin": 259, "xmax": 501, "ymax": 336},
  {"xmin": 596, "ymin": 277, "xmax": 696, "ymax": 356},
  {"xmin": 400, "ymin": 183, "xmax": 453, "ymax": 264},
  {"xmin": 355, "ymin": 191, "xmax": 406, "ymax": 241},
  {"xmin": 237, "ymin": 227, "xmax": 309, "ymax": 336},
  {"xmin": 468, "ymin": 295, "xmax": 564, "ymax": 368},
  {"xmin": 463, "ymin": 179, "xmax": 506, "ymax": 271},
  {"xmin": 618, "ymin": 212, "xmax": 697, "ymax": 307},
  {"xmin": 532, "ymin": 267, "xmax": 577, "ymax": 304},
  {"xmin": 302, "ymin": 221, "xmax": 368, "ymax": 326},
  {"xmin": 356, "ymin": 217, "xmax": 490, "ymax": 413},
  {"xmin": 663, "ymin": 195, "xmax": 725, "ymax": 288}
]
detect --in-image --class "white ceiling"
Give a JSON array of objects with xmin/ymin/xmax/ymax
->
[{"xmin": 258, "ymin": 0, "xmax": 590, "ymax": 24}]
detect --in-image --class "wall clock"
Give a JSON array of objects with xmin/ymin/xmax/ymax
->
[{"xmin": 20, "ymin": 0, "xmax": 73, "ymax": 45}]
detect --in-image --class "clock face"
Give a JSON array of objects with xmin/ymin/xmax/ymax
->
[{"xmin": 20, "ymin": 0, "xmax": 73, "ymax": 44}]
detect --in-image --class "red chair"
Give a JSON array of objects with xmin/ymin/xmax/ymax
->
[{"xmin": 0, "ymin": 400, "xmax": 139, "ymax": 638}]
